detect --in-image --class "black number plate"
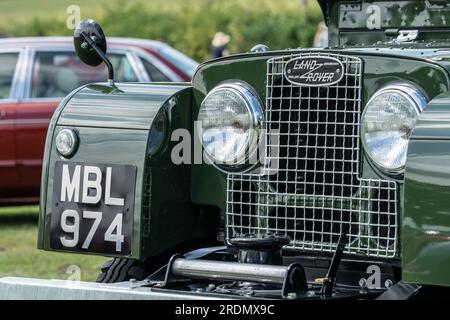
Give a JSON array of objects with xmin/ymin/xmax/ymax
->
[{"xmin": 50, "ymin": 161, "xmax": 136, "ymax": 255}]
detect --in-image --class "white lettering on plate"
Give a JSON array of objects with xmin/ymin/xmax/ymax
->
[
  {"xmin": 82, "ymin": 166, "xmax": 102, "ymax": 204},
  {"xmin": 61, "ymin": 164, "xmax": 81, "ymax": 202},
  {"xmin": 105, "ymin": 167, "xmax": 125, "ymax": 206}
]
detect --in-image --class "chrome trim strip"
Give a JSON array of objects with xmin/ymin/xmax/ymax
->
[
  {"xmin": 15, "ymin": 118, "xmax": 50, "ymax": 125},
  {"xmin": 0, "ymin": 48, "xmax": 23, "ymax": 99},
  {"xmin": 23, "ymin": 46, "xmax": 35, "ymax": 99},
  {"xmin": 127, "ymin": 51, "xmax": 149, "ymax": 82},
  {"xmin": 132, "ymin": 47, "xmax": 182, "ymax": 82}
]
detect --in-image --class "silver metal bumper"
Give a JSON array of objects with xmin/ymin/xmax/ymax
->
[
  {"xmin": 0, "ymin": 277, "xmax": 223, "ymax": 300},
  {"xmin": 172, "ymin": 258, "xmax": 288, "ymax": 284}
]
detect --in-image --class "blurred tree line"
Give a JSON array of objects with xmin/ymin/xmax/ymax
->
[{"xmin": 3, "ymin": 0, "xmax": 323, "ymax": 61}]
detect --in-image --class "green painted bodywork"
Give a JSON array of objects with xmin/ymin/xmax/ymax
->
[
  {"xmin": 37, "ymin": 0, "xmax": 450, "ymax": 287},
  {"xmin": 38, "ymin": 83, "xmax": 218, "ymax": 259},
  {"xmin": 324, "ymin": 1, "xmax": 450, "ymax": 48},
  {"xmin": 56, "ymin": 84, "xmax": 185, "ymax": 130},
  {"xmin": 404, "ymin": 92, "xmax": 450, "ymax": 286}
]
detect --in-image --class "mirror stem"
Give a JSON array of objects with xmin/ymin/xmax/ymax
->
[{"xmin": 80, "ymin": 31, "xmax": 114, "ymax": 85}]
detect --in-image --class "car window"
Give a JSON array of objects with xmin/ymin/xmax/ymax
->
[
  {"xmin": 31, "ymin": 51, "xmax": 139, "ymax": 98},
  {"xmin": 157, "ymin": 46, "xmax": 198, "ymax": 78},
  {"xmin": 0, "ymin": 52, "xmax": 19, "ymax": 99},
  {"xmin": 140, "ymin": 58, "xmax": 171, "ymax": 82}
]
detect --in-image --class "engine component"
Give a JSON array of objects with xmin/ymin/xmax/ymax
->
[
  {"xmin": 229, "ymin": 234, "xmax": 290, "ymax": 265},
  {"xmin": 159, "ymin": 254, "xmax": 307, "ymax": 298}
]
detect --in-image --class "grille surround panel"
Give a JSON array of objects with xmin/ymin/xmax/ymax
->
[{"xmin": 226, "ymin": 52, "xmax": 398, "ymax": 258}]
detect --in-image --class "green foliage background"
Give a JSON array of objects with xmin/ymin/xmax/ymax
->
[{"xmin": 0, "ymin": 0, "xmax": 323, "ymax": 61}]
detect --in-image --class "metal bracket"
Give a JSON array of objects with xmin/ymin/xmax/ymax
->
[
  {"xmin": 281, "ymin": 263, "xmax": 308, "ymax": 299},
  {"xmin": 80, "ymin": 31, "xmax": 115, "ymax": 85},
  {"xmin": 157, "ymin": 254, "xmax": 190, "ymax": 288},
  {"xmin": 395, "ymin": 30, "xmax": 419, "ymax": 43},
  {"xmin": 376, "ymin": 281, "xmax": 421, "ymax": 300},
  {"xmin": 316, "ymin": 233, "xmax": 347, "ymax": 296}
]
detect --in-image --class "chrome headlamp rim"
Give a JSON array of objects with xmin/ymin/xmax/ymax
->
[
  {"xmin": 56, "ymin": 128, "xmax": 79, "ymax": 158},
  {"xmin": 361, "ymin": 82, "xmax": 428, "ymax": 176},
  {"xmin": 199, "ymin": 82, "xmax": 264, "ymax": 173}
]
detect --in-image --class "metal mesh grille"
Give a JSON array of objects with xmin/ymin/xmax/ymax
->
[{"xmin": 226, "ymin": 52, "xmax": 398, "ymax": 258}]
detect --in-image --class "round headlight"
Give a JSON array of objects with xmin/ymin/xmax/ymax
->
[
  {"xmin": 198, "ymin": 83, "xmax": 264, "ymax": 172},
  {"xmin": 361, "ymin": 83, "xmax": 428, "ymax": 175},
  {"xmin": 56, "ymin": 129, "xmax": 78, "ymax": 158}
]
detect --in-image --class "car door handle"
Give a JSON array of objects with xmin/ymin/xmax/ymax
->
[{"xmin": 0, "ymin": 110, "xmax": 6, "ymax": 119}]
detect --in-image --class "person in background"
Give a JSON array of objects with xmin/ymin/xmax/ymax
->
[
  {"xmin": 211, "ymin": 32, "xmax": 231, "ymax": 58},
  {"xmin": 313, "ymin": 22, "xmax": 328, "ymax": 48}
]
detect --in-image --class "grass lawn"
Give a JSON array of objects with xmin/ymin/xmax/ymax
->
[{"xmin": 0, "ymin": 206, "xmax": 106, "ymax": 282}]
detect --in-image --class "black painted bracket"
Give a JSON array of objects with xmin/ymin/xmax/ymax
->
[
  {"xmin": 282, "ymin": 263, "xmax": 308, "ymax": 298},
  {"xmin": 319, "ymin": 233, "xmax": 347, "ymax": 296}
]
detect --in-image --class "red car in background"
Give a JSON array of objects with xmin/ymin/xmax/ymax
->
[{"xmin": 0, "ymin": 37, "xmax": 198, "ymax": 205}]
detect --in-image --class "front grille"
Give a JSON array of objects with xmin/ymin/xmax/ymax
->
[{"xmin": 226, "ymin": 52, "xmax": 398, "ymax": 258}]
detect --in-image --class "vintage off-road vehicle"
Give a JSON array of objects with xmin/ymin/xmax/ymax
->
[{"xmin": 24, "ymin": 0, "xmax": 450, "ymax": 299}]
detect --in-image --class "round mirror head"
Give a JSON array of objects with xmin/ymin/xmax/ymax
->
[{"xmin": 73, "ymin": 19, "xmax": 107, "ymax": 67}]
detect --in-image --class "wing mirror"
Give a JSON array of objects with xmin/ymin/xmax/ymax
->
[{"xmin": 74, "ymin": 19, "xmax": 115, "ymax": 85}]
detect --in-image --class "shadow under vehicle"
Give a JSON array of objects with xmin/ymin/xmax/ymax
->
[{"xmin": 3, "ymin": 0, "xmax": 450, "ymax": 299}]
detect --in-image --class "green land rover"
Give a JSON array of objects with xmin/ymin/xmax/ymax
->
[{"xmin": 35, "ymin": 0, "xmax": 450, "ymax": 299}]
